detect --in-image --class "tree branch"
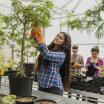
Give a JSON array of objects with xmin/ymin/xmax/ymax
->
[
  {"xmin": 71, "ymin": 0, "xmax": 82, "ymax": 12},
  {"xmin": 13, "ymin": 11, "xmax": 24, "ymax": 24}
]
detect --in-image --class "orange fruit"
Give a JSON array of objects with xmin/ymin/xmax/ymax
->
[{"xmin": 76, "ymin": 64, "xmax": 81, "ymax": 68}]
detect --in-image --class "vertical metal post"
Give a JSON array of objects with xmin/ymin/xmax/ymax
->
[
  {"xmin": 97, "ymin": 36, "xmax": 100, "ymax": 48},
  {"xmin": 67, "ymin": 25, "xmax": 69, "ymax": 34},
  {"xmin": 59, "ymin": 16, "xmax": 62, "ymax": 32}
]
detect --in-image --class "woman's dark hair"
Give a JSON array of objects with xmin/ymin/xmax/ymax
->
[
  {"xmin": 91, "ymin": 46, "xmax": 99, "ymax": 53},
  {"xmin": 36, "ymin": 32, "xmax": 71, "ymax": 90}
]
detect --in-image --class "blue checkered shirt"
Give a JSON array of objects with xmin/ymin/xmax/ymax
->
[{"xmin": 37, "ymin": 44, "xmax": 65, "ymax": 91}]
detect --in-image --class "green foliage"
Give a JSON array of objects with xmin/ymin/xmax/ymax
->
[
  {"xmin": 0, "ymin": 0, "xmax": 53, "ymax": 75},
  {"xmin": 1, "ymin": 95, "xmax": 16, "ymax": 104},
  {"xmin": 0, "ymin": 29, "xmax": 5, "ymax": 45},
  {"xmin": 100, "ymin": 71, "xmax": 104, "ymax": 76},
  {"xmin": 31, "ymin": 0, "xmax": 53, "ymax": 27},
  {"xmin": 0, "ymin": 15, "xmax": 8, "ymax": 46},
  {"xmin": 82, "ymin": 2, "xmax": 104, "ymax": 39},
  {"xmin": 1, "ymin": 0, "xmax": 53, "ymax": 44},
  {"xmin": 66, "ymin": 12, "xmax": 83, "ymax": 30},
  {"xmin": 66, "ymin": 0, "xmax": 104, "ymax": 39},
  {"xmin": 10, "ymin": 0, "xmax": 53, "ymax": 27},
  {"xmin": 67, "ymin": 19, "xmax": 82, "ymax": 30}
]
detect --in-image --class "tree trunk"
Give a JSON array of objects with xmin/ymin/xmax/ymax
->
[{"xmin": 20, "ymin": 22, "xmax": 26, "ymax": 71}]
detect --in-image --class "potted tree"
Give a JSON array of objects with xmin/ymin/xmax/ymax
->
[{"xmin": 1, "ymin": 0, "xmax": 53, "ymax": 97}]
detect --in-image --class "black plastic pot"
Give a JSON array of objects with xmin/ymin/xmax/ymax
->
[
  {"xmin": 99, "ymin": 86, "xmax": 104, "ymax": 94},
  {"xmin": 16, "ymin": 101, "xmax": 34, "ymax": 104},
  {"xmin": 9, "ymin": 76, "xmax": 33, "ymax": 97},
  {"xmin": 23, "ymin": 63, "xmax": 34, "ymax": 76},
  {"xmin": 23, "ymin": 63, "xmax": 37, "ymax": 81},
  {"xmin": 4, "ymin": 68, "xmax": 17, "ymax": 76}
]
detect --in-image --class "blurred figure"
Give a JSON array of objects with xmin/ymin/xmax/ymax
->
[
  {"xmin": 70, "ymin": 45, "xmax": 84, "ymax": 100},
  {"xmin": 71, "ymin": 45, "xmax": 84, "ymax": 75},
  {"xmin": 85, "ymin": 46, "xmax": 104, "ymax": 79}
]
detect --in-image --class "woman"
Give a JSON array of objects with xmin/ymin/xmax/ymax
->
[
  {"xmin": 85, "ymin": 46, "xmax": 104, "ymax": 78},
  {"xmin": 31, "ymin": 26, "xmax": 71, "ymax": 96}
]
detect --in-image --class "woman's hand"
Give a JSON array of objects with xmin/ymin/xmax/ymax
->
[{"xmin": 31, "ymin": 25, "xmax": 44, "ymax": 44}]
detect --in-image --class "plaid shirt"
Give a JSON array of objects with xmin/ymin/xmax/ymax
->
[{"xmin": 37, "ymin": 44, "xmax": 65, "ymax": 90}]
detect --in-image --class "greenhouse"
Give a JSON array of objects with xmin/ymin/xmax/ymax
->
[{"xmin": 0, "ymin": 0, "xmax": 104, "ymax": 104}]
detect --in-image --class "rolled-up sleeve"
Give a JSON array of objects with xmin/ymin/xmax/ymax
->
[{"xmin": 38, "ymin": 44, "xmax": 65, "ymax": 63}]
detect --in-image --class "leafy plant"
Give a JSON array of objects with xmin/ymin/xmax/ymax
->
[
  {"xmin": 0, "ymin": 15, "xmax": 7, "ymax": 46},
  {"xmin": 1, "ymin": 0, "xmax": 53, "ymax": 76},
  {"xmin": 66, "ymin": 0, "xmax": 104, "ymax": 39},
  {"xmin": 0, "ymin": 52, "xmax": 13, "ymax": 77},
  {"xmin": 1, "ymin": 95, "xmax": 16, "ymax": 104},
  {"xmin": 66, "ymin": 12, "xmax": 83, "ymax": 30}
]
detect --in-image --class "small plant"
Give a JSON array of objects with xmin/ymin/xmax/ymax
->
[
  {"xmin": 0, "ymin": 51, "xmax": 13, "ymax": 77},
  {"xmin": 1, "ymin": 95, "xmax": 16, "ymax": 104}
]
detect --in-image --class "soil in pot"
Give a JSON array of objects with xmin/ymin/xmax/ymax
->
[
  {"xmin": 36, "ymin": 99, "xmax": 57, "ymax": 104},
  {"xmin": 16, "ymin": 96, "xmax": 37, "ymax": 104}
]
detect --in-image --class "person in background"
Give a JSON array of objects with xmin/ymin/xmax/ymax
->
[
  {"xmin": 85, "ymin": 46, "xmax": 104, "ymax": 80},
  {"xmin": 70, "ymin": 45, "xmax": 84, "ymax": 100},
  {"xmin": 71, "ymin": 45, "xmax": 84, "ymax": 75},
  {"xmin": 30, "ymin": 24, "xmax": 71, "ymax": 96}
]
